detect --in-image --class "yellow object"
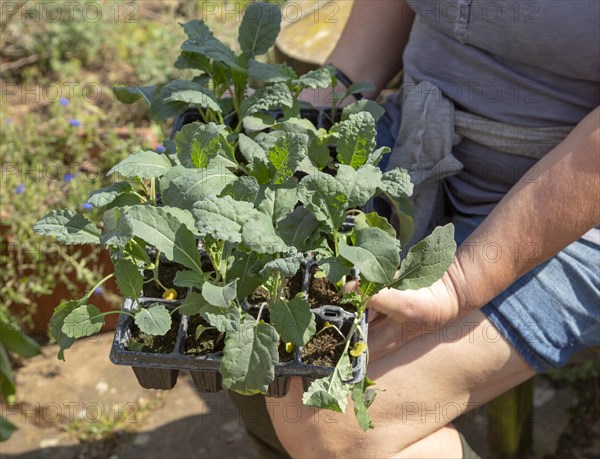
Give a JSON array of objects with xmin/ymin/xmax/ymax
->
[
  {"xmin": 285, "ymin": 342, "xmax": 295, "ymax": 354},
  {"xmin": 350, "ymin": 342, "xmax": 366, "ymax": 357},
  {"xmin": 163, "ymin": 288, "xmax": 177, "ymax": 300}
]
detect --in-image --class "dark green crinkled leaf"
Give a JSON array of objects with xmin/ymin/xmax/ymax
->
[
  {"xmin": 342, "ymin": 100, "xmax": 386, "ymax": 122},
  {"xmin": 34, "ymin": 210, "xmax": 101, "ymax": 245},
  {"xmin": 392, "ymin": 224, "xmax": 456, "ymax": 290},
  {"xmin": 121, "ymin": 206, "xmax": 202, "ymax": 273},
  {"xmin": 241, "ymin": 212, "xmax": 291, "ymax": 254},
  {"xmin": 134, "ymin": 304, "xmax": 172, "ymax": 336},
  {"xmin": 297, "ymin": 172, "xmax": 348, "ymax": 233},
  {"xmin": 113, "ymin": 85, "xmax": 156, "ymax": 104},
  {"xmin": 174, "ymin": 122, "xmax": 234, "ymax": 169},
  {"xmin": 255, "ymin": 182, "xmax": 297, "ymax": 223},
  {"xmin": 160, "ymin": 80, "xmax": 221, "ymax": 112},
  {"xmin": 183, "ymin": 292, "xmax": 241, "ymax": 334},
  {"xmin": 114, "ymin": 258, "xmax": 143, "ymax": 298},
  {"xmin": 149, "ymin": 96, "xmax": 188, "ymax": 121},
  {"xmin": 333, "ymin": 112, "xmax": 376, "ymax": 169},
  {"xmin": 180, "ymin": 20, "xmax": 239, "ymax": 69},
  {"xmin": 49, "ymin": 300, "xmax": 82, "ymax": 360},
  {"xmin": 238, "ymin": 2, "xmax": 281, "ymax": 56},
  {"xmin": 366, "ymin": 146, "xmax": 391, "ymax": 167},
  {"xmin": 222, "ymin": 176, "xmax": 260, "ymax": 203},
  {"xmin": 242, "ymin": 113, "xmax": 277, "ymax": 132},
  {"xmin": 259, "ymin": 252, "xmax": 304, "ymax": 278},
  {"xmin": 106, "ymin": 192, "xmax": 143, "ymax": 211},
  {"xmin": 354, "ymin": 212, "xmax": 396, "ymax": 239},
  {"xmin": 317, "ymin": 257, "xmax": 352, "ymax": 284},
  {"xmin": 174, "ymin": 51, "xmax": 211, "ymax": 71},
  {"xmin": 302, "ymin": 353, "xmax": 352, "ymax": 412},
  {"xmin": 162, "ymin": 168, "xmax": 235, "ymax": 209},
  {"xmin": 221, "ymin": 320, "xmax": 279, "ymax": 395},
  {"xmin": 62, "ymin": 305, "xmax": 104, "ymax": 339},
  {"xmin": 267, "ymin": 132, "xmax": 308, "ymax": 185},
  {"xmin": 108, "ymin": 151, "xmax": 172, "ymax": 180},
  {"xmin": 100, "ymin": 207, "xmax": 134, "ymax": 247},
  {"xmin": 226, "ymin": 250, "xmax": 264, "ymax": 300},
  {"xmin": 248, "ymin": 59, "xmax": 296, "ymax": 83},
  {"xmin": 335, "ymin": 164, "xmax": 382, "ymax": 208},
  {"xmin": 193, "ymin": 195, "xmax": 259, "ymax": 243},
  {"xmin": 161, "ymin": 207, "xmax": 200, "ymax": 236},
  {"xmin": 339, "ymin": 227, "xmax": 400, "ymax": 284},
  {"xmin": 277, "ymin": 207, "xmax": 319, "ymax": 252},
  {"xmin": 272, "ymin": 298, "xmax": 316, "ymax": 346},
  {"xmin": 378, "ymin": 167, "xmax": 415, "ymax": 243},
  {"xmin": 293, "ymin": 64, "xmax": 336, "ymax": 89},
  {"xmin": 88, "ymin": 182, "xmax": 132, "ymax": 208},
  {"xmin": 242, "ymin": 83, "xmax": 293, "ymax": 116}
]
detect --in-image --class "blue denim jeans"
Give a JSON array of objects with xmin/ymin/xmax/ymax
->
[{"xmin": 377, "ymin": 105, "xmax": 600, "ymax": 371}]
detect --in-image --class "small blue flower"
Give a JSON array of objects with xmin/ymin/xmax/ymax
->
[
  {"xmin": 59, "ymin": 97, "xmax": 69, "ymax": 107},
  {"xmin": 63, "ymin": 173, "xmax": 76, "ymax": 182},
  {"xmin": 4, "ymin": 118, "xmax": 12, "ymax": 124},
  {"xmin": 81, "ymin": 202, "xmax": 93, "ymax": 210},
  {"xmin": 93, "ymin": 286, "xmax": 104, "ymax": 295},
  {"xmin": 69, "ymin": 119, "xmax": 82, "ymax": 127},
  {"xmin": 155, "ymin": 144, "xmax": 166, "ymax": 153},
  {"xmin": 16, "ymin": 184, "xmax": 25, "ymax": 195}
]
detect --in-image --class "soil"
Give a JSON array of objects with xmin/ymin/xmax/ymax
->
[
  {"xmin": 307, "ymin": 269, "xmax": 341, "ymax": 307},
  {"xmin": 248, "ymin": 287, "xmax": 270, "ymax": 305},
  {"xmin": 127, "ymin": 313, "xmax": 181, "ymax": 354},
  {"xmin": 278, "ymin": 341, "xmax": 295, "ymax": 363},
  {"xmin": 301, "ymin": 328, "xmax": 344, "ymax": 367},
  {"xmin": 142, "ymin": 261, "xmax": 189, "ymax": 299},
  {"xmin": 185, "ymin": 315, "xmax": 225, "ymax": 356},
  {"xmin": 282, "ymin": 270, "xmax": 304, "ymax": 299},
  {"xmin": 247, "ymin": 271, "xmax": 304, "ymax": 306}
]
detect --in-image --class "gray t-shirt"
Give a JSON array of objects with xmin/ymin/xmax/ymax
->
[{"xmin": 403, "ymin": 0, "xmax": 600, "ymax": 215}]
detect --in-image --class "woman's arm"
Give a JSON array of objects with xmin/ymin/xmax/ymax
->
[
  {"xmin": 326, "ymin": 0, "xmax": 415, "ymax": 97},
  {"xmin": 448, "ymin": 106, "xmax": 600, "ymax": 311},
  {"xmin": 369, "ymin": 107, "xmax": 600, "ymax": 351}
]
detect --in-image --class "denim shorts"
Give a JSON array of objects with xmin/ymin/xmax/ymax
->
[
  {"xmin": 377, "ymin": 106, "xmax": 600, "ymax": 372},
  {"xmin": 453, "ymin": 214, "xmax": 600, "ymax": 371}
]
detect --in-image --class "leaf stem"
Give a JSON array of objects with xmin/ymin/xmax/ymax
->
[
  {"xmin": 150, "ymin": 178, "xmax": 156, "ymax": 205},
  {"xmin": 333, "ymin": 228, "xmax": 340, "ymax": 257},
  {"xmin": 153, "ymin": 251, "xmax": 168, "ymax": 291},
  {"xmin": 82, "ymin": 273, "xmax": 114, "ymax": 303},
  {"xmin": 256, "ymin": 302, "xmax": 268, "ymax": 323},
  {"xmin": 98, "ymin": 310, "xmax": 135, "ymax": 319}
]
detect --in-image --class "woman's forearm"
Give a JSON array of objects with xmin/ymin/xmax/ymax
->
[
  {"xmin": 327, "ymin": 0, "xmax": 415, "ymax": 96},
  {"xmin": 447, "ymin": 107, "xmax": 600, "ymax": 313}
]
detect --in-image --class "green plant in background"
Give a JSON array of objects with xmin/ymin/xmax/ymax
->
[
  {"xmin": 0, "ymin": 316, "xmax": 41, "ymax": 441},
  {"xmin": 32, "ymin": 2, "xmax": 456, "ymax": 430}
]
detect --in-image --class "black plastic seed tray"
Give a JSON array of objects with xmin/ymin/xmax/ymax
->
[
  {"xmin": 109, "ymin": 258, "xmax": 368, "ymax": 397},
  {"xmin": 170, "ymin": 106, "xmax": 341, "ymax": 137}
]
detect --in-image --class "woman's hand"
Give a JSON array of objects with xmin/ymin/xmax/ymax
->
[{"xmin": 346, "ymin": 274, "xmax": 461, "ymax": 360}]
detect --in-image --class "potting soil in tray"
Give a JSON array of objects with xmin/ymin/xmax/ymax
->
[
  {"xmin": 127, "ymin": 314, "xmax": 181, "ymax": 354},
  {"xmin": 247, "ymin": 271, "xmax": 304, "ymax": 306},
  {"xmin": 301, "ymin": 328, "xmax": 344, "ymax": 367},
  {"xmin": 185, "ymin": 315, "xmax": 225, "ymax": 356},
  {"xmin": 142, "ymin": 261, "xmax": 188, "ymax": 299}
]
